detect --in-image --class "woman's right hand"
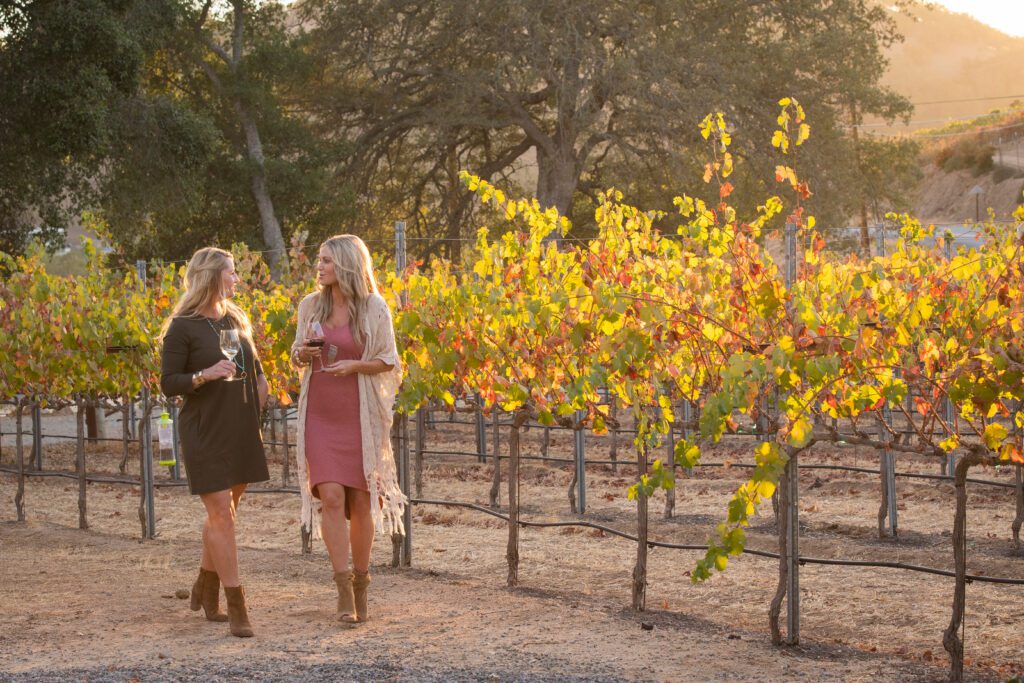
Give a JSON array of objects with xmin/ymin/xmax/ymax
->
[
  {"xmin": 202, "ymin": 359, "xmax": 237, "ymax": 381},
  {"xmin": 296, "ymin": 342, "xmax": 321, "ymax": 363}
]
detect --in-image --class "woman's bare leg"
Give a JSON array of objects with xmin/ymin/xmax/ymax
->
[
  {"xmin": 318, "ymin": 482, "xmax": 351, "ymax": 572},
  {"xmin": 347, "ymin": 488, "xmax": 374, "ymax": 573},
  {"xmin": 199, "ymin": 489, "xmax": 240, "ymax": 587},
  {"xmin": 200, "ymin": 484, "xmax": 246, "ymax": 572}
]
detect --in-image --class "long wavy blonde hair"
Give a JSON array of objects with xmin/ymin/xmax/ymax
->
[
  {"xmin": 160, "ymin": 247, "xmax": 254, "ymax": 348},
  {"xmin": 311, "ymin": 234, "xmax": 379, "ymax": 346}
]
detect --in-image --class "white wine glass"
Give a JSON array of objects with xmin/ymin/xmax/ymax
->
[{"xmin": 219, "ymin": 329, "xmax": 241, "ymax": 382}]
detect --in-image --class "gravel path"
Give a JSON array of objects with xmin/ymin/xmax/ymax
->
[{"xmin": 0, "ymin": 657, "xmax": 628, "ymax": 683}]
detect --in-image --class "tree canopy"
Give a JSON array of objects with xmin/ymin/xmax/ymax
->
[{"xmin": 1, "ymin": 0, "xmax": 923, "ymax": 262}]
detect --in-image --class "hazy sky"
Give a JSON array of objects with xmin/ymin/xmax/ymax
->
[{"xmin": 932, "ymin": 1, "xmax": 1024, "ymax": 37}]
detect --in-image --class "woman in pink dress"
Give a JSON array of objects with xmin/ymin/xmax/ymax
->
[{"xmin": 290, "ymin": 234, "xmax": 404, "ymax": 625}]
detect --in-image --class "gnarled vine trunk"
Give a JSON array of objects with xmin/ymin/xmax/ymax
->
[
  {"xmin": 507, "ymin": 411, "xmax": 528, "ymax": 587},
  {"xmin": 632, "ymin": 442, "xmax": 648, "ymax": 611},
  {"xmin": 15, "ymin": 399, "xmax": 26, "ymax": 522},
  {"xmin": 942, "ymin": 451, "xmax": 998, "ymax": 683}
]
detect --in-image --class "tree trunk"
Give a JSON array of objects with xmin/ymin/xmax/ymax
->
[
  {"xmin": 236, "ymin": 101, "xmax": 286, "ymax": 279},
  {"xmin": 196, "ymin": 1, "xmax": 287, "ymax": 280},
  {"xmin": 535, "ymin": 148, "xmax": 578, "ymax": 219},
  {"xmin": 849, "ymin": 101, "xmax": 872, "ymax": 257},
  {"xmin": 507, "ymin": 415, "xmax": 523, "ymax": 587},
  {"xmin": 15, "ymin": 400, "xmax": 25, "ymax": 522},
  {"xmin": 943, "ymin": 451, "xmax": 998, "ymax": 683},
  {"xmin": 632, "ymin": 442, "xmax": 648, "ymax": 611}
]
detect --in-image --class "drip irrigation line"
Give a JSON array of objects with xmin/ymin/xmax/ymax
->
[
  {"xmin": 3, "ymin": 462, "xmax": 1021, "ymax": 586},
  {"xmin": 409, "ymin": 498, "xmax": 1024, "ymax": 586},
  {"xmin": 418, "ymin": 450, "xmax": 1019, "ymax": 489},
  {"xmin": 0, "ymin": 431, "xmax": 133, "ymax": 444},
  {"xmin": 0, "ymin": 466, "xmax": 298, "ymax": 494}
]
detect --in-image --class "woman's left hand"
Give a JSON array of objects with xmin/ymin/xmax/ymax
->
[{"xmin": 323, "ymin": 359, "xmax": 360, "ymax": 377}]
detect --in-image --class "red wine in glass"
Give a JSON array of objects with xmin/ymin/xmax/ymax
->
[{"xmin": 307, "ymin": 339, "xmax": 325, "ymax": 348}]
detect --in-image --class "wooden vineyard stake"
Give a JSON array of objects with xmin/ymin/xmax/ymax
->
[{"xmin": 76, "ymin": 397, "xmax": 88, "ymax": 530}]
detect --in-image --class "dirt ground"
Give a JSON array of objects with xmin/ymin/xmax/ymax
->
[{"xmin": 0, "ymin": 414, "xmax": 1022, "ymax": 682}]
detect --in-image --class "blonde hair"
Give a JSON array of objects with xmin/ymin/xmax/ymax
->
[
  {"xmin": 160, "ymin": 247, "xmax": 255, "ymax": 348},
  {"xmin": 311, "ymin": 234, "xmax": 378, "ymax": 346}
]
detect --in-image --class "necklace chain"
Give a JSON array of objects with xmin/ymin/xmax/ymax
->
[{"xmin": 206, "ymin": 316, "xmax": 246, "ymax": 377}]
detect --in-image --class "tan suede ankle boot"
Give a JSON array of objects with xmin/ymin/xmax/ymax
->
[
  {"xmin": 334, "ymin": 570, "xmax": 356, "ymax": 623},
  {"xmin": 223, "ymin": 585, "xmax": 254, "ymax": 637},
  {"xmin": 351, "ymin": 569, "xmax": 371, "ymax": 624},
  {"xmin": 190, "ymin": 568, "xmax": 229, "ymax": 622}
]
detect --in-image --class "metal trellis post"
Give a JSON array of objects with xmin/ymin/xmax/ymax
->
[
  {"xmin": 575, "ymin": 409, "xmax": 587, "ymax": 514},
  {"xmin": 31, "ymin": 402, "xmax": 42, "ymax": 471},
  {"xmin": 170, "ymin": 400, "xmax": 182, "ymax": 481},
  {"xmin": 943, "ymin": 238, "xmax": 956, "ymax": 477},
  {"xmin": 395, "ymin": 220, "xmax": 412, "ymax": 566},
  {"xmin": 883, "ymin": 383, "xmax": 898, "ymax": 537}
]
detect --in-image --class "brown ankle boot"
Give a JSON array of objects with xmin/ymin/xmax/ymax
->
[
  {"xmin": 351, "ymin": 569, "xmax": 371, "ymax": 624},
  {"xmin": 190, "ymin": 568, "xmax": 229, "ymax": 622},
  {"xmin": 223, "ymin": 586, "xmax": 254, "ymax": 637},
  {"xmin": 334, "ymin": 570, "xmax": 356, "ymax": 623}
]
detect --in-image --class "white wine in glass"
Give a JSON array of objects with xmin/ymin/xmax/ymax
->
[{"xmin": 219, "ymin": 329, "xmax": 241, "ymax": 382}]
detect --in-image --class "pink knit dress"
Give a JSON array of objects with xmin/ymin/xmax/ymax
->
[{"xmin": 305, "ymin": 324, "xmax": 366, "ymax": 496}]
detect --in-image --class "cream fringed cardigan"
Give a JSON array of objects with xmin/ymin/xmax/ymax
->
[{"xmin": 290, "ymin": 292, "xmax": 406, "ymax": 539}]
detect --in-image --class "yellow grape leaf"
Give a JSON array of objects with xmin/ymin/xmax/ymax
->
[
  {"xmin": 983, "ymin": 423, "xmax": 1007, "ymax": 450},
  {"xmin": 788, "ymin": 417, "xmax": 813, "ymax": 448}
]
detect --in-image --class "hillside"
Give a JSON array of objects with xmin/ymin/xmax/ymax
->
[
  {"xmin": 879, "ymin": 5, "xmax": 1024, "ymax": 129},
  {"xmin": 909, "ymin": 106, "xmax": 1024, "ymax": 224}
]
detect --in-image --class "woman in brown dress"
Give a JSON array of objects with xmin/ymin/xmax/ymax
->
[
  {"xmin": 160, "ymin": 247, "xmax": 269, "ymax": 637},
  {"xmin": 291, "ymin": 234, "xmax": 403, "ymax": 625}
]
